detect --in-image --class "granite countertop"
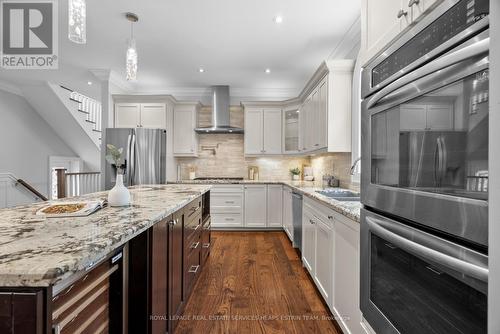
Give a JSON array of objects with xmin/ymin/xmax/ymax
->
[
  {"xmin": 0, "ymin": 184, "xmax": 211, "ymax": 287},
  {"xmin": 174, "ymin": 180, "xmax": 361, "ymax": 222}
]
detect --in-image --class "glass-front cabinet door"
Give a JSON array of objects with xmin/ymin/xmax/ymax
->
[{"xmin": 284, "ymin": 108, "xmax": 300, "ymax": 153}]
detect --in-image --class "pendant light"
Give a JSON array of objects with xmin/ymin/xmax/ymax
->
[
  {"xmin": 68, "ymin": 0, "xmax": 86, "ymax": 44},
  {"xmin": 125, "ymin": 12, "xmax": 139, "ymax": 81}
]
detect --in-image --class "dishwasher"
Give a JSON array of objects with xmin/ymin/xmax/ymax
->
[{"xmin": 292, "ymin": 192, "xmax": 303, "ymax": 252}]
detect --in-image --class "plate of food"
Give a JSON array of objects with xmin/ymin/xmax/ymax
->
[{"xmin": 36, "ymin": 200, "xmax": 107, "ymax": 218}]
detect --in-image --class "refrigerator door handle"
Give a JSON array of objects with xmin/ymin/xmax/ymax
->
[
  {"xmin": 434, "ymin": 137, "xmax": 440, "ymax": 186},
  {"xmin": 440, "ymin": 136, "xmax": 448, "ymax": 183},
  {"xmin": 126, "ymin": 133, "xmax": 132, "ymax": 185},
  {"xmin": 129, "ymin": 133, "xmax": 136, "ymax": 186}
]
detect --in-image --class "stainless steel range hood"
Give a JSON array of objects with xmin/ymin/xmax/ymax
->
[{"xmin": 194, "ymin": 85, "xmax": 244, "ymax": 134}]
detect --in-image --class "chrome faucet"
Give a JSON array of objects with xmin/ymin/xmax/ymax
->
[{"xmin": 350, "ymin": 157, "xmax": 361, "ymax": 175}]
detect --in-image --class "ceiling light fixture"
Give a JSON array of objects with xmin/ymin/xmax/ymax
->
[
  {"xmin": 198, "ymin": 67, "xmax": 205, "ymax": 73},
  {"xmin": 265, "ymin": 68, "xmax": 271, "ymax": 74},
  {"xmin": 125, "ymin": 12, "xmax": 139, "ymax": 81},
  {"xmin": 87, "ymin": 81, "xmax": 92, "ymax": 85},
  {"xmin": 68, "ymin": 0, "xmax": 86, "ymax": 44},
  {"xmin": 274, "ymin": 15, "xmax": 283, "ymax": 24}
]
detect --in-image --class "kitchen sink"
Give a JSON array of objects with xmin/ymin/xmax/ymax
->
[{"xmin": 316, "ymin": 189, "xmax": 360, "ymax": 202}]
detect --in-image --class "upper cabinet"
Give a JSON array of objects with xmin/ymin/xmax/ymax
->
[
  {"xmin": 362, "ymin": 0, "xmax": 440, "ymax": 63},
  {"xmin": 244, "ymin": 107, "xmax": 282, "ymax": 155},
  {"xmin": 115, "ymin": 103, "xmax": 167, "ymax": 129},
  {"xmin": 283, "ymin": 107, "xmax": 300, "ymax": 154},
  {"xmin": 299, "ymin": 60, "xmax": 354, "ymax": 154},
  {"xmin": 173, "ymin": 103, "xmax": 200, "ymax": 157}
]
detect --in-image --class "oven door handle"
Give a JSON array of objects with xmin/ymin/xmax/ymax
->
[
  {"xmin": 367, "ymin": 36, "xmax": 489, "ymax": 109},
  {"xmin": 366, "ymin": 216, "xmax": 488, "ymax": 282}
]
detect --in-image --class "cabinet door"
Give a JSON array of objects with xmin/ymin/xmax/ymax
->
[
  {"xmin": 301, "ymin": 97, "xmax": 312, "ymax": 152},
  {"xmin": 282, "ymin": 188, "xmax": 293, "ymax": 241},
  {"xmin": 334, "ymin": 214, "xmax": 363, "ymax": 334},
  {"xmin": 168, "ymin": 211, "xmax": 184, "ymax": 334},
  {"xmin": 400, "ymin": 104, "xmax": 427, "ymax": 130},
  {"xmin": 263, "ymin": 108, "xmax": 282, "ymax": 154},
  {"xmin": 317, "ymin": 78, "xmax": 328, "ymax": 149},
  {"xmin": 244, "ymin": 185, "xmax": 267, "ymax": 227},
  {"xmin": 173, "ymin": 108, "xmax": 197, "ymax": 156},
  {"xmin": 315, "ymin": 218, "xmax": 333, "ymax": 305},
  {"xmin": 365, "ymin": 0, "xmax": 408, "ymax": 59},
  {"xmin": 267, "ymin": 185, "xmax": 283, "ymax": 227},
  {"xmin": 140, "ymin": 103, "xmax": 167, "ymax": 129},
  {"xmin": 299, "ymin": 102, "xmax": 307, "ymax": 152},
  {"xmin": 151, "ymin": 219, "xmax": 168, "ymax": 334},
  {"xmin": 115, "ymin": 103, "xmax": 140, "ymax": 128},
  {"xmin": 302, "ymin": 209, "xmax": 316, "ymax": 273},
  {"xmin": 244, "ymin": 109, "xmax": 264, "ymax": 154},
  {"xmin": 310, "ymin": 89, "xmax": 320, "ymax": 149},
  {"xmin": 426, "ymin": 105, "xmax": 454, "ymax": 130}
]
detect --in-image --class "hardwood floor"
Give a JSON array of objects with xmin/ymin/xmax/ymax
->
[{"xmin": 176, "ymin": 231, "xmax": 341, "ymax": 334}]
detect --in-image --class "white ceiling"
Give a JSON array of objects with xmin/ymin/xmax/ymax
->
[{"xmin": 1, "ymin": 0, "xmax": 361, "ymax": 101}]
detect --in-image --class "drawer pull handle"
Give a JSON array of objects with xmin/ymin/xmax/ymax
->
[
  {"xmin": 190, "ymin": 242, "xmax": 200, "ymax": 249},
  {"xmin": 225, "ymin": 218, "xmax": 235, "ymax": 221},
  {"xmin": 309, "ymin": 219, "xmax": 316, "ymax": 225},
  {"xmin": 191, "ymin": 224, "xmax": 201, "ymax": 231},
  {"xmin": 397, "ymin": 9, "xmax": 408, "ymax": 18},
  {"xmin": 203, "ymin": 243, "xmax": 210, "ymax": 248},
  {"xmin": 169, "ymin": 219, "xmax": 177, "ymax": 226},
  {"xmin": 188, "ymin": 265, "xmax": 200, "ymax": 273},
  {"xmin": 225, "ymin": 201, "xmax": 235, "ymax": 204},
  {"xmin": 327, "ymin": 215, "xmax": 333, "ymax": 220}
]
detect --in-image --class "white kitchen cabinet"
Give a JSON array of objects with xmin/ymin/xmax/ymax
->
[
  {"xmin": 267, "ymin": 185, "xmax": 283, "ymax": 227},
  {"xmin": 115, "ymin": 103, "xmax": 140, "ymax": 128},
  {"xmin": 115, "ymin": 103, "xmax": 166, "ymax": 129},
  {"xmin": 332, "ymin": 211, "xmax": 363, "ymax": 334},
  {"xmin": 317, "ymin": 77, "xmax": 328, "ymax": 149},
  {"xmin": 211, "ymin": 185, "xmax": 244, "ymax": 228},
  {"xmin": 314, "ymin": 216, "xmax": 334, "ymax": 304},
  {"xmin": 282, "ymin": 186, "xmax": 294, "ymax": 241},
  {"xmin": 244, "ymin": 109, "xmax": 264, "ymax": 154},
  {"xmin": 283, "ymin": 108, "xmax": 300, "ymax": 154},
  {"xmin": 302, "ymin": 206, "xmax": 316, "ymax": 273},
  {"xmin": 139, "ymin": 103, "xmax": 167, "ymax": 129},
  {"xmin": 173, "ymin": 104, "xmax": 199, "ymax": 157},
  {"xmin": 244, "ymin": 107, "xmax": 282, "ymax": 155},
  {"xmin": 299, "ymin": 97, "xmax": 311, "ymax": 152},
  {"xmin": 244, "ymin": 185, "xmax": 267, "ymax": 227},
  {"xmin": 263, "ymin": 109, "xmax": 283, "ymax": 154}
]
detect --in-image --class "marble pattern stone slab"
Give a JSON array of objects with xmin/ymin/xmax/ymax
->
[{"xmin": 0, "ymin": 184, "xmax": 210, "ymax": 287}]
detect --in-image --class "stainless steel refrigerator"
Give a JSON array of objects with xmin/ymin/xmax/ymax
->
[{"xmin": 104, "ymin": 128, "xmax": 166, "ymax": 190}]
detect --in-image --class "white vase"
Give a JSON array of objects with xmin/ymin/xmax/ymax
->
[
  {"xmin": 108, "ymin": 174, "xmax": 130, "ymax": 207},
  {"xmin": 292, "ymin": 175, "xmax": 300, "ymax": 181}
]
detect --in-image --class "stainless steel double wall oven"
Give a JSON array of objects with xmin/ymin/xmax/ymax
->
[{"xmin": 360, "ymin": 0, "xmax": 489, "ymax": 333}]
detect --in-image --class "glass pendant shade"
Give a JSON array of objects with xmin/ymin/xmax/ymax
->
[
  {"xmin": 126, "ymin": 38, "xmax": 138, "ymax": 81},
  {"xmin": 68, "ymin": 0, "xmax": 86, "ymax": 44}
]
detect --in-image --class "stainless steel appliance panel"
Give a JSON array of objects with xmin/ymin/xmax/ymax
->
[
  {"xmin": 362, "ymin": 31, "xmax": 489, "ymax": 246},
  {"xmin": 360, "ymin": 208, "xmax": 488, "ymax": 334},
  {"xmin": 104, "ymin": 128, "xmax": 166, "ymax": 190}
]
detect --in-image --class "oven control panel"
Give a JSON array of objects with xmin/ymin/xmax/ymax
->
[{"xmin": 372, "ymin": 0, "xmax": 489, "ymax": 88}]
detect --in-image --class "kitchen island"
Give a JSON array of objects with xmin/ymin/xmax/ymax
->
[{"xmin": 0, "ymin": 184, "xmax": 211, "ymax": 334}]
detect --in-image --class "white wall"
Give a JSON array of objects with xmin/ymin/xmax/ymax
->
[
  {"xmin": 489, "ymin": 0, "xmax": 500, "ymax": 332},
  {"xmin": 0, "ymin": 89, "xmax": 76, "ymax": 198}
]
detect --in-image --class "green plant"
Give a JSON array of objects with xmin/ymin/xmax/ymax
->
[
  {"xmin": 105, "ymin": 144, "xmax": 125, "ymax": 172},
  {"xmin": 290, "ymin": 167, "xmax": 301, "ymax": 176}
]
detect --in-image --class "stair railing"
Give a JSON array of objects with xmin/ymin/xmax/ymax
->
[
  {"xmin": 55, "ymin": 169, "xmax": 101, "ymax": 198},
  {"xmin": 61, "ymin": 85, "xmax": 102, "ymax": 133}
]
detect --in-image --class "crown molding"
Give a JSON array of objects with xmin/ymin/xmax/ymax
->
[
  {"xmin": 0, "ymin": 79, "xmax": 23, "ymax": 96},
  {"xmin": 328, "ymin": 15, "xmax": 361, "ymax": 61}
]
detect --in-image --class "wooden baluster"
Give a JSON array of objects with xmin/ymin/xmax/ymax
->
[{"xmin": 55, "ymin": 168, "xmax": 66, "ymax": 199}]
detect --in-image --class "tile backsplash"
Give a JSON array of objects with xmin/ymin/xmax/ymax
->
[{"xmin": 176, "ymin": 106, "xmax": 356, "ymax": 188}]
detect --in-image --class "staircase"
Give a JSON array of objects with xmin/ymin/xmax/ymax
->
[
  {"xmin": 0, "ymin": 173, "xmax": 47, "ymax": 208},
  {"xmin": 22, "ymin": 82, "xmax": 102, "ymax": 171}
]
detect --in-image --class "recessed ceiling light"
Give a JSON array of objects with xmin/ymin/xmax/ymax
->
[
  {"xmin": 198, "ymin": 67, "xmax": 205, "ymax": 73},
  {"xmin": 265, "ymin": 68, "xmax": 271, "ymax": 74},
  {"xmin": 274, "ymin": 15, "xmax": 283, "ymax": 24},
  {"xmin": 87, "ymin": 81, "xmax": 92, "ymax": 85}
]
